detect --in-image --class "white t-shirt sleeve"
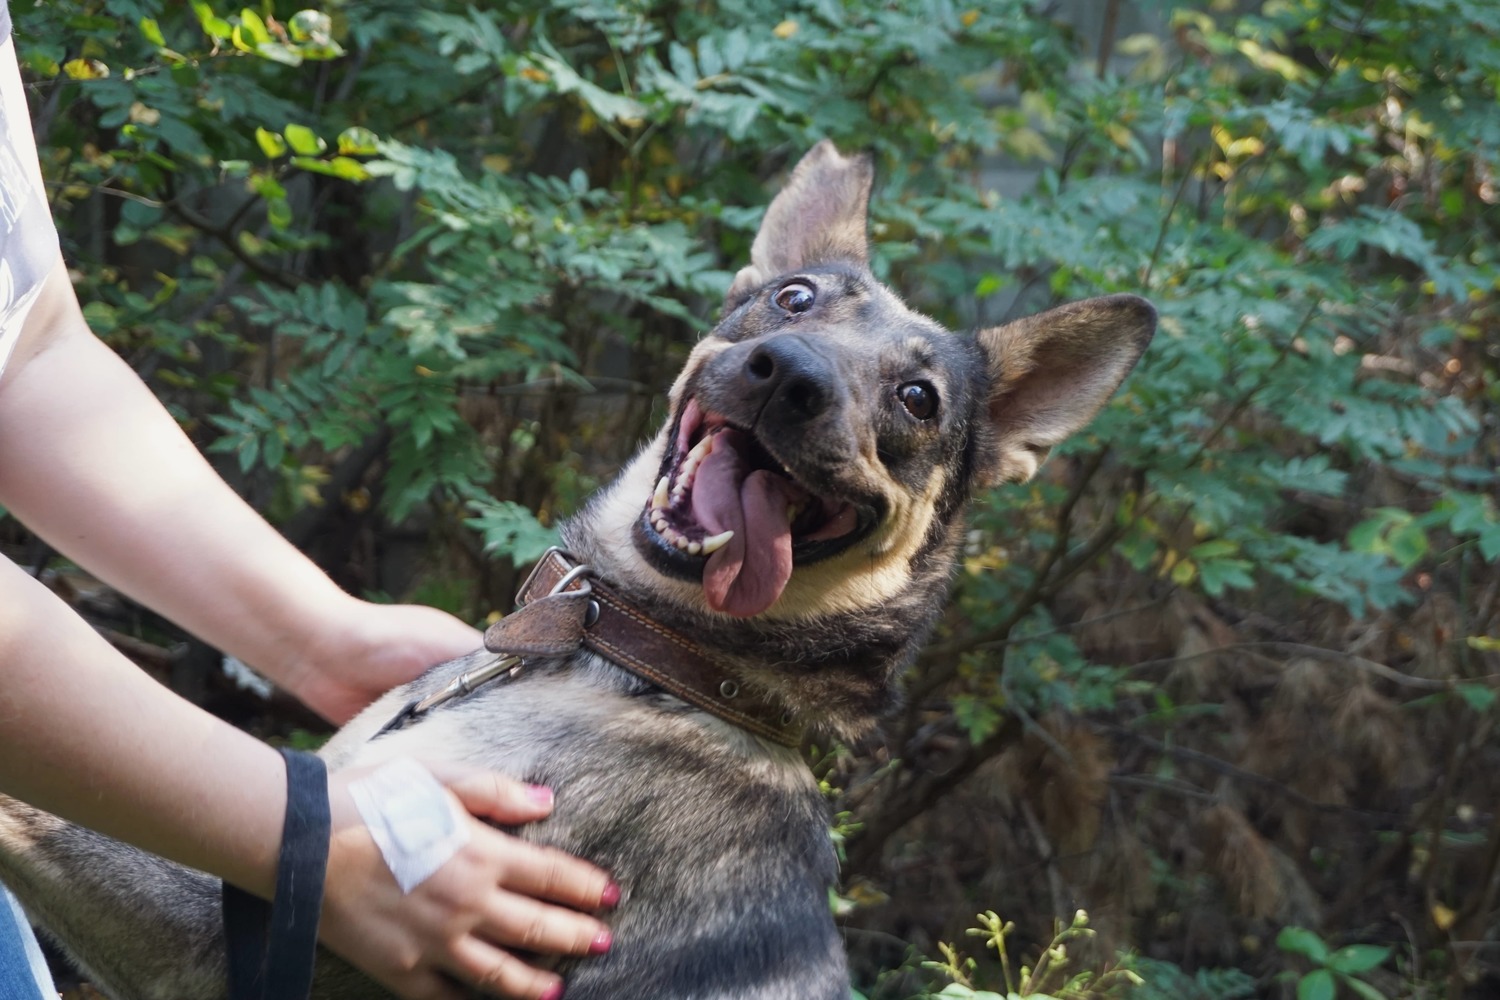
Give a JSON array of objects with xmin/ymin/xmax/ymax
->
[{"xmin": 0, "ymin": 8, "xmax": 62, "ymax": 378}]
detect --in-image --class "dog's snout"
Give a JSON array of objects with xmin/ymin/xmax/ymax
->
[{"xmin": 743, "ymin": 336, "xmax": 833, "ymax": 421}]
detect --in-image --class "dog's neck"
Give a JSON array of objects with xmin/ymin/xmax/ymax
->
[{"xmin": 515, "ymin": 548, "xmax": 804, "ymax": 746}]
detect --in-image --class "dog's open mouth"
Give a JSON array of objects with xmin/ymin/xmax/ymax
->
[{"xmin": 637, "ymin": 397, "xmax": 873, "ymax": 616}]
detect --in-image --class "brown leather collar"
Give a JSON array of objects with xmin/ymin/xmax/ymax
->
[{"xmin": 507, "ymin": 549, "xmax": 803, "ymax": 747}]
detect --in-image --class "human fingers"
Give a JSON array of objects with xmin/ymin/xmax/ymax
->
[
  {"xmin": 476, "ymin": 887, "xmax": 613, "ymax": 958},
  {"xmin": 424, "ymin": 762, "xmax": 560, "ymax": 826},
  {"xmin": 472, "ymin": 825, "xmax": 619, "ymax": 914},
  {"xmin": 445, "ymin": 936, "xmax": 566, "ymax": 1000}
]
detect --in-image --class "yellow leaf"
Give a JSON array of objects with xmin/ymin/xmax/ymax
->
[
  {"xmin": 1235, "ymin": 39, "xmax": 1306, "ymax": 82},
  {"xmin": 773, "ymin": 19, "xmax": 798, "ymax": 39},
  {"xmin": 62, "ymin": 58, "xmax": 110, "ymax": 80},
  {"xmin": 1225, "ymin": 136, "xmax": 1264, "ymax": 159},
  {"xmin": 1171, "ymin": 559, "xmax": 1197, "ymax": 585},
  {"xmin": 1431, "ymin": 902, "xmax": 1456, "ymax": 931},
  {"xmin": 1105, "ymin": 121, "xmax": 1134, "ymax": 149},
  {"xmin": 960, "ymin": 9, "xmax": 979, "ymax": 27},
  {"xmin": 343, "ymin": 487, "xmax": 371, "ymax": 513},
  {"xmin": 1117, "ymin": 33, "xmax": 1159, "ymax": 56},
  {"xmin": 519, "ymin": 66, "xmax": 549, "ymax": 83}
]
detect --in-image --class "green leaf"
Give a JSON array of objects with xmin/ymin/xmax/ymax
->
[
  {"xmin": 1190, "ymin": 538, "xmax": 1240, "ymax": 561},
  {"xmin": 1277, "ymin": 927, "xmax": 1330, "ymax": 963},
  {"xmin": 253, "ymin": 41, "xmax": 305, "ymax": 66},
  {"xmin": 283, "ymin": 124, "xmax": 327, "ymax": 156},
  {"xmin": 191, "ymin": 1, "xmax": 233, "ymax": 40},
  {"xmin": 1198, "ymin": 557, "xmax": 1254, "ymax": 596},
  {"xmin": 465, "ymin": 499, "xmax": 559, "ymax": 568},
  {"xmin": 237, "ymin": 7, "xmax": 271, "ymax": 44},
  {"xmin": 288, "ymin": 9, "xmax": 332, "ymax": 43},
  {"xmin": 254, "ymin": 126, "xmax": 287, "ymax": 158},
  {"xmin": 337, "ymin": 126, "xmax": 379, "ymax": 156},
  {"xmin": 266, "ymin": 197, "xmax": 293, "ymax": 229},
  {"xmin": 290, "ymin": 155, "xmax": 371, "ymax": 181},
  {"xmin": 1327, "ymin": 944, "xmax": 1390, "ymax": 975},
  {"xmin": 1297, "ymin": 970, "xmax": 1336, "ymax": 1000},
  {"xmin": 139, "ymin": 17, "xmax": 165, "ymax": 47},
  {"xmin": 1455, "ymin": 684, "xmax": 1497, "ymax": 714},
  {"xmin": 1341, "ymin": 976, "xmax": 1391, "ymax": 1000}
]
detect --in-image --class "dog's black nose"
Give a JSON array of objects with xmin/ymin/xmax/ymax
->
[{"xmin": 743, "ymin": 335, "xmax": 833, "ymax": 421}]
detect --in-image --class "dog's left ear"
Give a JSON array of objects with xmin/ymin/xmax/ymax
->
[
  {"xmin": 725, "ymin": 140, "xmax": 874, "ymax": 309},
  {"xmin": 975, "ymin": 293, "xmax": 1156, "ymax": 486}
]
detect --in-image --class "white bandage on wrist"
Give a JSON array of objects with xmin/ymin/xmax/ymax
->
[{"xmin": 348, "ymin": 757, "xmax": 471, "ymax": 893}]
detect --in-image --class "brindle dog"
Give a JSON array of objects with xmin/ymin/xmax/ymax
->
[{"xmin": 0, "ymin": 141, "xmax": 1154, "ymax": 1000}]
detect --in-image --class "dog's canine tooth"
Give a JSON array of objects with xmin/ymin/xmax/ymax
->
[
  {"xmin": 701, "ymin": 529, "xmax": 734, "ymax": 554},
  {"xmin": 653, "ymin": 476, "xmax": 671, "ymax": 511},
  {"xmin": 686, "ymin": 432, "xmax": 715, "ymax": 465},
  {"xmin": 677, "ymin": 433, "xmax": 715, "ymax": 483}
]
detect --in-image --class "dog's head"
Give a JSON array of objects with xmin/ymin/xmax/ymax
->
[{"xmin": 584, "ymin": 141, "xmax": 1154, "ymax": 627}]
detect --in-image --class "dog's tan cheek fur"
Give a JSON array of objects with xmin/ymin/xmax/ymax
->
[
  {"xmin": 763, "ymin": 465, "xmax": 948, "ymax": 621},
  {"xmin": 669, "ymin": 338, "xmax": 734, "ymax": 404}
]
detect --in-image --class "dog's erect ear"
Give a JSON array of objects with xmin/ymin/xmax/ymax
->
[
  {"xmin": 725, "ymin": 140, "xmax": 874, "ymax": 308},
  {"xmin": 976, "ymin": 293, "xmax": 1156, "ymax": 486}
]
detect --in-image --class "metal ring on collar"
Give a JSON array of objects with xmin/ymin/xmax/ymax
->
[{"xmin": 549, "ymin": 562, "xmax": 593, "ymax": 596}]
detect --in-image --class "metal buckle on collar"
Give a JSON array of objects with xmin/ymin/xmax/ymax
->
[
  {"xmin": 372, "ymin": 549, "xmax": 594, "ymax": 740},
  {"xmin": 519, "ymin": 547, "xmax": 600, "ymax": 626}
]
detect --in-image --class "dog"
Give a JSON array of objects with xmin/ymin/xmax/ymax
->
[{"xmin": 0, "ymin": 140, "xmax": 1154, "ymax": 1000}]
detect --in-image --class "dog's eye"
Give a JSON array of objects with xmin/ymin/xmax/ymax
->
[
  {"xmin": 898, "ymin": 381, "xmax": 937, "ymax": 420},
  {"xmin": 773, "ymin": 282, "xmax": 816, "ymax": 314}
]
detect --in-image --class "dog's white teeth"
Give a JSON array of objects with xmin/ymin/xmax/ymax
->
[
  {"xmin": 678, "ymin": 433, "xmax": 716, "ymax": 481},
  {"xmin": 701, "ymin": 530, "xmax": 734, "ymax": 555},
  {"xmin": 652, "ymin": 512, "xmax": 670, "ymax": 532},
  {"xmin": 786, "ymin": 503, "xmax": 800, "ymax": 525},
  {"xmin": 652, "ymin": 476, "xmax": 671, "ymax": 511},
  {"xmin": 687, "ymin": 433, "xmax": 716, "ymax": 465},
  {"xmin": 655, "ymin": 522, "xmax": 706, "ymax": 556}
]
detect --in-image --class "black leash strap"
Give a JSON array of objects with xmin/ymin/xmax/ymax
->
[{"xmin": 222, "ymin": 748, "xmax": 331, "ymax": 1000}]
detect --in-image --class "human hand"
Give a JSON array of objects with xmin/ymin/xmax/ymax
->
[
  {"xmin": 286, "ymin": 598, "xmax": 483, "ymax": 724},
  {"xmin": 319, "ymin": 763, "xmax": 616, "ymax": 1000}
]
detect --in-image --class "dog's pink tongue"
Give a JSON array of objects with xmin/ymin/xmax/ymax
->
[{"xmin": 690, "ymin": 434, "xmax": 794, "ymax": 617}]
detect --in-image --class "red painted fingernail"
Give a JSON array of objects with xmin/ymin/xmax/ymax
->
[
  {"xmin": 600, "ymin": 881, "xmax": 621, "ymax": 908},
  {"xmin": 539, "ymin": 983, "xmax": 564, "ymax": 1000},
  {"xmin": 590, "ymin": 929, "xmax": 612, "ymax": 954},
  {"xmin": 526, "ymin": 784, "xmax": 554, "ymax": 807}
]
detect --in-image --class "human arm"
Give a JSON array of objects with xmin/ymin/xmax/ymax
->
[
  {"xmin": 0, "ymin": 559, "xmax": 610, "ymax": 999},
  {"xmin": 0, "ymin": 260, "xmax": 475, "ymax": 723},
  {"xmin": 0, "ymin": 262, "xmax": 615, "ymax": 998}
]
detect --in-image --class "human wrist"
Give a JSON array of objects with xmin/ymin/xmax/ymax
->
[{"xmin": 254, "ymin": 586, "xmax": 365, "ymax": 706}]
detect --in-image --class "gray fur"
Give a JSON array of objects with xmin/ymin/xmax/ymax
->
[{"xmin": 0, "ymin": 141, "xmax": 1154, "ymax": 999}]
